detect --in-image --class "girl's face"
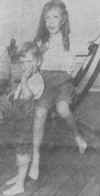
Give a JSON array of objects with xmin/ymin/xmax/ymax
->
[{"xmin": 44, "ymin": 7, "xmax": 63, "ymax": 35}]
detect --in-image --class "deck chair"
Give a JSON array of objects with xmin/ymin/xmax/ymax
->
[
  {"xmin": 49, "ymin": 43, "xmax": 100, "ymax": 122},
  {"xmin": 47, "ymin": 43, "xmax": 100, "ymax": 149},
  {"xmin": 72, "ymin": 43, "xmax": 100, "ymax": 109}
]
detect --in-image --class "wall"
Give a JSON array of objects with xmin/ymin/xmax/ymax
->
[
  {"xmin": 0, "ymin": 0, "xmax": 100, "ymax": 51},
  {"xmin": 0, "ymin": 0, "xmax": 41, "ymax": 53}
]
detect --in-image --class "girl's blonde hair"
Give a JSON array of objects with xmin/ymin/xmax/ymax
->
[{"xmin": 34, "ymin": 0, "xmax": 70, "ymax": 51}]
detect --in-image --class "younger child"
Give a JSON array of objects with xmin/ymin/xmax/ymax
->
[
  {"xmin": 3, "ymin": 42, "xmax": 44, "ymax": 196},
  {"xmin": 14, "ymin": 42, "xmax": 44, "ymax": 101}
]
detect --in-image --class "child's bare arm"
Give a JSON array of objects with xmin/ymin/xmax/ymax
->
[
  {"xmin": 14, "ymin": 83, "xmax": 22, "ymax": 100},
  {"xmin": 22, "ymin": 63, "xmax": 33, "ymax": 81},
  {"xmin": 22, "ymin": 57, "xmax": 40, "ymax": 82}
]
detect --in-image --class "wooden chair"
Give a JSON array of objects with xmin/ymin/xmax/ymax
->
[
  {"xmin": 72, "ymin": 43, "xmax": 100, "ymax": 109},
  {"xmin": 49, "ymin": 43, "xmax": 100, "ymax": 123},
  {"xmin": 45, "ymin": 43, "xmax": 100, "ymax": 149}
]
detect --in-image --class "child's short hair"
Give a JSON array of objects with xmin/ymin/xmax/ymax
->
[
  {"xmin": 20, "ymin": 41, "xmax": 43, "ymax": 65},
  {"xmin": 21, "ymin": 41, "xmax": 40, "ymax": 56}
]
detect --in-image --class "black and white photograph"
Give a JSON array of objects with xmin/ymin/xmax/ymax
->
[{"xmin": 0, "ymin": 0, "xmax": 100, "ymax": 195}]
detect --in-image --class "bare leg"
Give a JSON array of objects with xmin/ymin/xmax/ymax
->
[
  {"xmin": 3, "ymin": 153, "xmax": 30, "ymax": 196},
  {"xmin": 29, "ymin": 106, "xmax": 48, "ymax": 180},
  {"xmin": 56, "ymin": 101, "xmax": 87, "ymax": 154},
  {"xmin": 5, "ymin": 176, "xmax": 18, "ymax": 186}
]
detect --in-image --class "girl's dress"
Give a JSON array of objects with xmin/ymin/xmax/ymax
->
[{"xmin": 37, "ymin": 33, "xmax": 75, "ymax": 109}]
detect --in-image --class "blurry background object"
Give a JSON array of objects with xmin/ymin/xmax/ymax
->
[{"xmin": 7, "ymin": 38, "xmax": 18, "ymax": 64}]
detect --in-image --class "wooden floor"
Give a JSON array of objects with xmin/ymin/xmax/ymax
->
[
  {"xmin": 1, "ymin": 145, "xmax": 100, "ymax": 196},
  {"xmin": 0, "ymin": 92, "xmax": 100, "ymax": 195}
]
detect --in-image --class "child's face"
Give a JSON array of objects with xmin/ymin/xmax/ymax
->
[
  {"xmin": 21, "ymin": 51, "xmax": 33, "ymax": 62},
  {"xmin": 44, "ymin": 7, "xmax": 63, "ymax": 35},
  {"xmin": 20, "ymin": 50, "xmax": 38, "ymax": 69}
]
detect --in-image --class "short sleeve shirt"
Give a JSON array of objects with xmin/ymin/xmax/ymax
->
[{"xmin": 41, "ymin": 33, "xmax": 74, "ymax": 74}]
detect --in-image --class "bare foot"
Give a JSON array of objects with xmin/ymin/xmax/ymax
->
[
  {"xmin": 3, "ymin": 183, "xmax": 24, "ymax": 196},
  {"xmin": 75, "ymin": 136, "xmax": 87, "ymax": 154},
  {"xmin": 29, "ymin": 165, "xmax": 39, "ymax": 180},
  {"xmin": 29, "ymin": 153, "xmax": 40, "ymax": 180}
]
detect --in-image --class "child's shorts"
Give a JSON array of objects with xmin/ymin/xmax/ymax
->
[
  {"xmin": 36, "ymin": 70, "xmax": 75, "ymax": 109},
  {"xmin": 12, "ymin": 98, "xmax": 34, "ymax": 154}
]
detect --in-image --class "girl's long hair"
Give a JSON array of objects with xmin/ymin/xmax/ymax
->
[{"xmin": 34, "ymin": 0, "xmax": 70, "ymax": 51}]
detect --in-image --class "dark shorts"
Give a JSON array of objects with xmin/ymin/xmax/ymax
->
[
  {"xmin": 11, "ymin": 98, "xmax": 34, "ymax": 154},
  {"xmin": 36, "ymin": 70, "xmax": 75, "ymax": 109}
]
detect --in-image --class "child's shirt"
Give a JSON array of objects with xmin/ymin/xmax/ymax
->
[
  {"xmin": 41, "ymin": 33, "xmax": 74, "ymax": 74},
  {"xmin": 21, "ymin": 51, "xmax": 34, "ymax": 78}
]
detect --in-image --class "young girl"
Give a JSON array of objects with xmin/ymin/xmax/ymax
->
[
  {"xmin": 29, "ymin": 0, "xmax": 88, "ymax": 182},
  {"xmin": 3, "ymin": 0, "xmax": 87, "ymax": 195}
]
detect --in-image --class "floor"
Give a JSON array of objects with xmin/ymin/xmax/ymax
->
[{"xmin": 0, "ymin": 92, "xmax": 100, "ymax": 195}]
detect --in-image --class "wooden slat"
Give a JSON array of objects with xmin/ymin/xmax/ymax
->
[{"xmin": 72, "ymin": 45, "xmax": 100, "ymax": 108}]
